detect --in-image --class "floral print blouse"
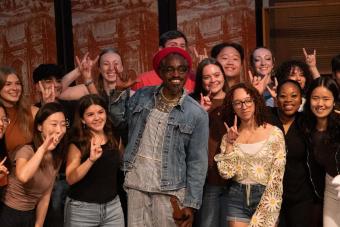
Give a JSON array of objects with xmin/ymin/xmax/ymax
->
[{"xmin": 214, "ymin": 126, "xmax": 286, "ymax": 227}]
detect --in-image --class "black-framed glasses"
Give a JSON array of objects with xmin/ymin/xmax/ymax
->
[
  {"xmin": 161, "ymin": 65, "xmax": 189, "ymax": 75},
  {"xmin": 1, "ymin": 117, "xmax": 10, "ymax": 126},
  {"xmin": 232, "ymin": 98, "xmax": 254, "ymax": 109}
]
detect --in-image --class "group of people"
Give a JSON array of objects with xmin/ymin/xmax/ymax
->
[{"xmin": 0, "ymin": 29, "xmax": 339, "ymax": 227}]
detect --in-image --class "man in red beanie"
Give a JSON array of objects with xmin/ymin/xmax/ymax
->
[
  {"xmin": 132, "ymin": 30, "xmax": 196, "ymax": 93},
  {"xmin": 109, "ymin": 47, "xmax": 208, "ymax": 227}
]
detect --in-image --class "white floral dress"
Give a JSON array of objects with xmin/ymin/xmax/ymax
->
[{"xmin": 214, "ymin": 126, "xmax": 286, "ymax": 227}]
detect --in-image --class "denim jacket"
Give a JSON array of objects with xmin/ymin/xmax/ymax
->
[{"xmin": 108, "ymin": 86, "xmax": 209, "ymax": 209}]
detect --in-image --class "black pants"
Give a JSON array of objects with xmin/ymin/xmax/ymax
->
[
  {"xmin": 0, "ymin": 203, "xmax": 35, "ymax": 227},
  {"xmin": 279, "ymin": 199, "xmax": 317, "ymax": 227}
]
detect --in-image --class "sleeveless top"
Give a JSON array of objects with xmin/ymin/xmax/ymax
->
[
  {"xmin": 68, "ymin": 142, "xmax": 120, "ymax": 203},
  {"xmin": 5, "ymin": 107, "xmax": 33, "ymax": 156}
]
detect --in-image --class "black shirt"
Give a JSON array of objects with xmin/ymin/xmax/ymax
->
[
  {"xmin": 68, "ymin": 142, "xmax": 120, "ymax": 203},
  {"xmin": 269, "ymin": 108, "xmax": 314, "ymax": 203}
]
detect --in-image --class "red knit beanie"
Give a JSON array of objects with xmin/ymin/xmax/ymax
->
[{"xmin": 153, "ymin": 47, "xmax": 192, "ymax": 75}]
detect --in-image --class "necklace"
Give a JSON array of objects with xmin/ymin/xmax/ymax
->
[{"xmin": 156, "ymin": 88, "xmax": 181, "ymax": 113}]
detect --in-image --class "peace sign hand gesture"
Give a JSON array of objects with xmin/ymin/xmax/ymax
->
[
  {"xmin": 224, "ymin": 115, "xmax": 239, "ymax": 146},
  {"xmin": 89, "ymin": 136, "xmax": 103, "ymax": 163},
  {"xmin": 39, "ymin": 81, "xmax": 56, "ymax": 104}
]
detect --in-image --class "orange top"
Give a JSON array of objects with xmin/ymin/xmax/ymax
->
[{"xmin": 5, "ymin": 107, "xmax": 33, "ymax": 158}]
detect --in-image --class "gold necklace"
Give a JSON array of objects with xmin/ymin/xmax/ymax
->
[{"xmin": 156, "ymin": 88, "xmax": 181, "ymax": 113}]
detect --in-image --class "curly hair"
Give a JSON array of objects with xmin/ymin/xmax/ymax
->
[
  {"xmin": 276, "ymin": 60, "xmax": 312, "ymax": 95},
  {"xmin": 190, "ymin": 58, "xmax": 228, "ymax": 101},
  {"xmin": 302, "ymin": 76, "xmax": 340, "ymax": 143},
  {"xmin": 223, "ymin": 83, "xmax": 269, "ymax": 127}
]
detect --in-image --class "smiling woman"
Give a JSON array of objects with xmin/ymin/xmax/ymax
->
[
  {"xmin": 214, "ymin": 83, "xmax": 286, "ymax": 227},
  {"xmin": 0, "ymin": 102, "xmax": 68, "ymax": 227},
  {"xmin": 65, "ymin": 94, "xmax": 124, "ymax": 227},
  {"xmin": 0, "ymin": 66, "xmax": 39, "ymax": 156},
  {"xmin": 301, "ymin": 76, "xmax": 340, "ymax": 227}
]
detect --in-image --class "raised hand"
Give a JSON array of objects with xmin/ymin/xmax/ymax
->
[
  {"xmin": 224, "ymin": 115, "xmax": 239, "ymax": 145},
  {"xmin": 303, "ymin": 48, "xmax": 317, "ymax": 68},
  {"xmin": 115, "ymin": 65, "xmax": 139, "ymax": 90},
  {"xmin": 39, "ymin": 134, "xmax": 58, "ymax": 153},
  {"xmin": 39, "ymin": 81, "xmax": 56, "ymax": 104},
  {"xmin": 193, "ymin": 47, "xmax": 208, "ymax": 64},
  {"xmin": 0, "ymin": 157, "xmax": 9, "ymax": 175},
  {"xmin": 248, "ymin": 70, "xmax": 270, "ymax": 95},
  {"xmin": 267, "ymin": 77, "xmax": 278, "ymax": 99},
  {"xmin": 200, "ymin": 92, "xmax": 212, "ymax": 111},
  {"xmin": 89, "ymin": 136, "xmax": 103, "ymax": 162},
  {"xmin": 76, "ymin": 53, "xmax": 99, "ymax": 82}
]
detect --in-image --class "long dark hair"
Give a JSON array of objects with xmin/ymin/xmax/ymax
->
[
  {"xmin": 32, "ymin": 102, "xmax": 68, "ymax": 169},
  {"xmin": 302, "ymin": 76, "xmax": 340, "ymax": 143},
  {"xmin": 224, "ymin": 83, "xmax": 269, "ymax": 127},
  {"xmin": 70, "ymin": 94, "xmax": 119, "ymax": 160},
  {"xmin": 190, "ymin": 58, "xmax": 228, "ymax": 101}
]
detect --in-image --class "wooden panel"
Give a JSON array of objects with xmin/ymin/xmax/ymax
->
[
  {"xmin": 71, "ymin": 0, "xmax": 159, "ymax": 78},
  {"xmin": 265, "ymin": 3, "xmax": 340, "ymax": 74},
  {"xmin": 0, "ymin": 1, "xmax": 57, "ymax": 97},
  {"xmin": 176, "ymin": 0, "xmax": 257, "ymax": 81}
]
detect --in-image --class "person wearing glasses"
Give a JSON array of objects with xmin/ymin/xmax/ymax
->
[
  {"xmin": 215, "ymin": 83, "xmax": 286, "ymax": 227},
  {"xmin": 109, "ymin": 47, "xmax": 209, "ymax": 226}
]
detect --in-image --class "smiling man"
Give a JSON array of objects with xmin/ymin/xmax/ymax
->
[
  {"xmin": 109, "ymin": 47, "xmax": 209, "ymax": 227},
  {"xmin": 132, "ymin": 30, "xmax": 196, "ymax": 93}
]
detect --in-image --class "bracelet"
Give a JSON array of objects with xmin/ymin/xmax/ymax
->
[
  {"xmin": 88, "ymin": 158, "xmax": 95, "ymax": 163},
  {"xmin": 84, "ymin": 79, "xmax": 94, "ymax": 86}
]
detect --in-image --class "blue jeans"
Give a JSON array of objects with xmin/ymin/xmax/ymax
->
[
  {"xmin": 195, "ymin": 184, "xmax": 228, "ymax": 227},
  {"xmin": 226, "ymin": 181, "xmax": 265, "ymax": 223},
  {"xmin": 64, "ymin": 196, "xmax": 125, "ymax": 227}
]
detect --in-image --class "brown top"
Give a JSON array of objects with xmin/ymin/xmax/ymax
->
[
  {"xmin": 2, "ymin": 145, "xmax": 57, "ymax": 211},
  {"xmin": 5, "ymin": 107, "xmax": 33, "ymax": 156},
  {"xmin": 206, "ymin": 99, "xmax": 228, "ymax": 185}
]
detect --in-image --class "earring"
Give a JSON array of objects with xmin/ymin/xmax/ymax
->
[{"xmin": 82, "ymin": 122, "xmax": 86, "ymax": 129}]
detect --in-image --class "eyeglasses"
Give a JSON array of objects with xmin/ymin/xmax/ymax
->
[
  {"xmin": 0, "ymin": 117, "xmax": 10, "ymax": 126},
  {"xmin": 232, "ymin": 98, "xmax": 254, "ymax": 109},
  {"xmin": 161, "ymin": 65, "xmax": 189, "ymax": 75}
]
